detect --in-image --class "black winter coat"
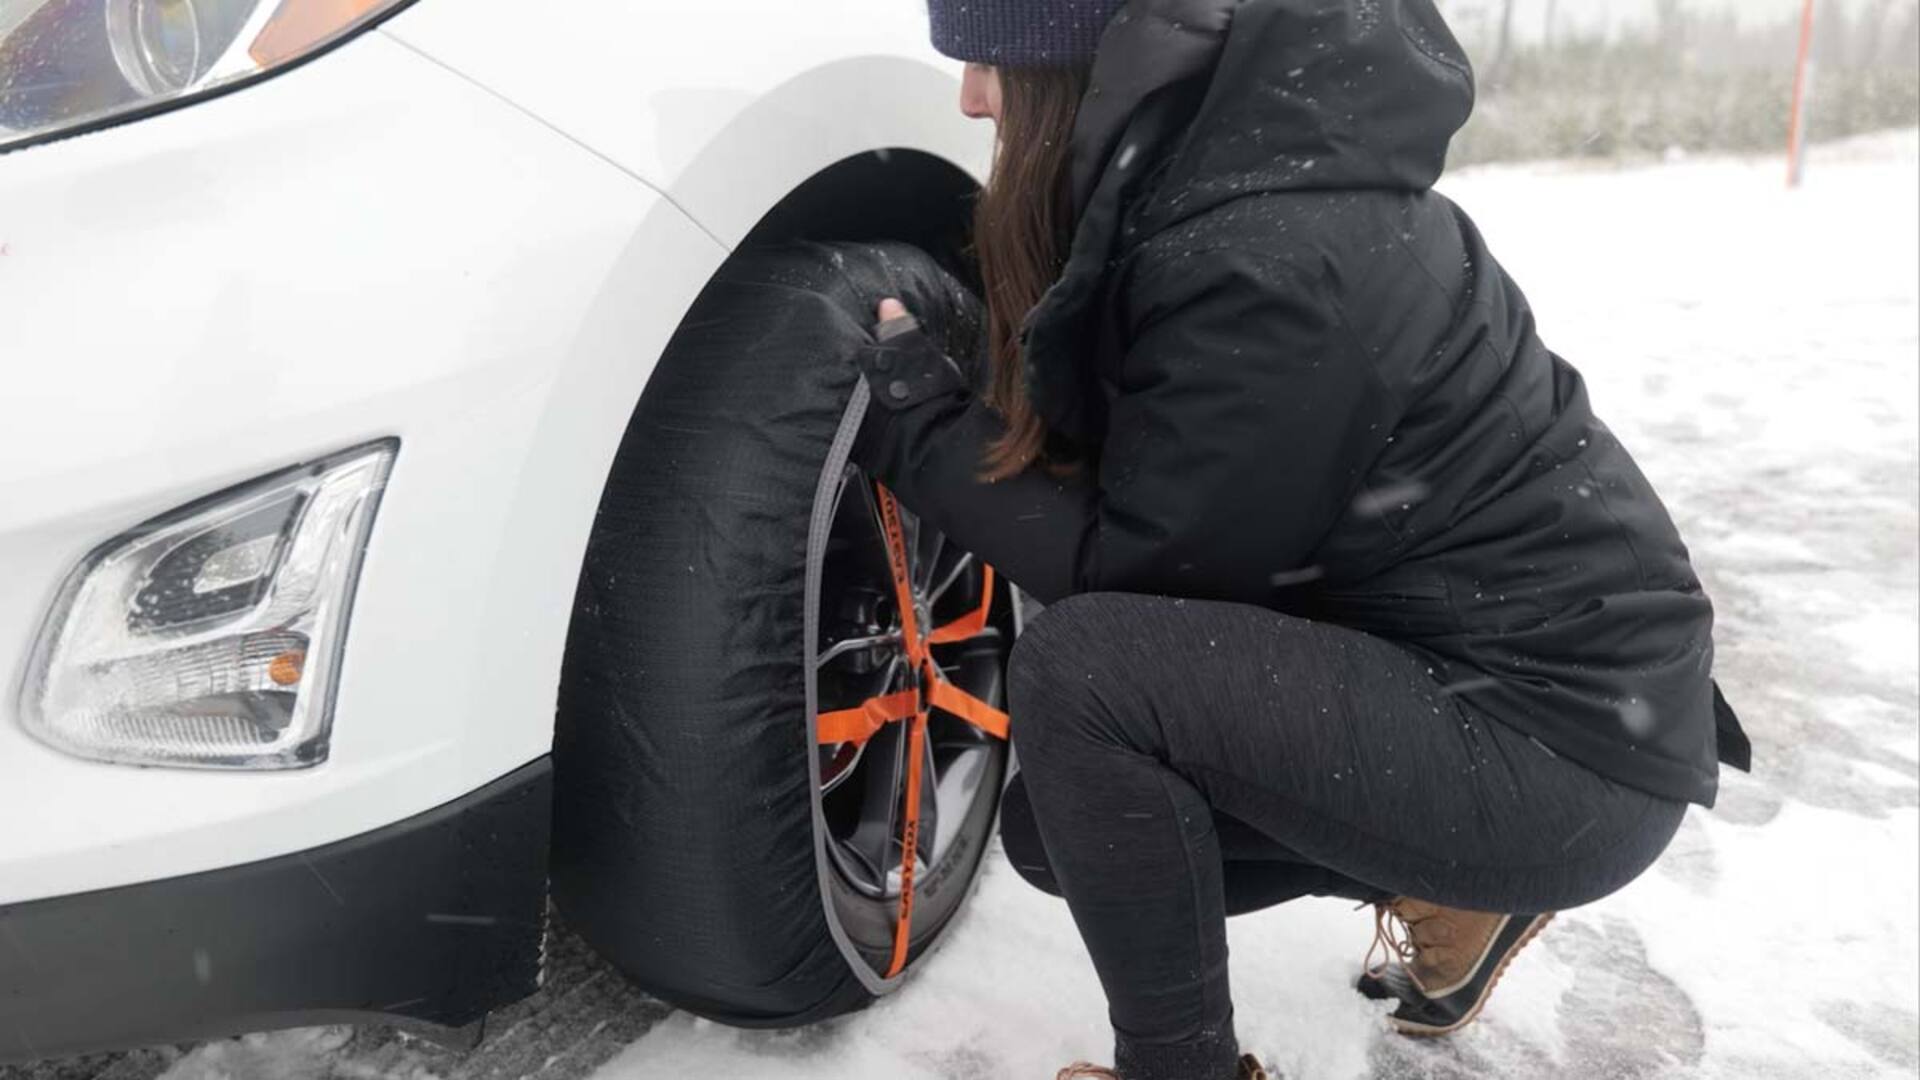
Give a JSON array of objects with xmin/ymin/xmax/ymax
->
[{"xmin": 853, "ymin": 0, "xmax": 1750, "ymax": 807}]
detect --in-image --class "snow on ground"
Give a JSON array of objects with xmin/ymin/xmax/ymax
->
[{"xmin": 11, "ymin": 130, "xmax": 1916, "ymax": 1080}]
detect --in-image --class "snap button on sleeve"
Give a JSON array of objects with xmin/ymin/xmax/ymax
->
[{"xmin": 857, "ymin": 315, "xmax": 970, "ymax": 412}]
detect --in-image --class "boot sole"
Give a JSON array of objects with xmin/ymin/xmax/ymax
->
[{"xmin": 1388, "ymin": 912, "xmax": 1556, "ymax": 1037}]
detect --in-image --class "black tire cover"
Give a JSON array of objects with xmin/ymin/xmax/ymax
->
[{"xmin": 552, "ymin": 242, "xmax": 991, "ymax": 1026}]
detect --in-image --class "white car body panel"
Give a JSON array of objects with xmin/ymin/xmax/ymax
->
[
  {"xmin": 0, "ymin": 2, "xmax": 989, "ymax": 905},
  {"xmin": 382, "ymin": 1, "xmax": 991, "ymax": 246}
]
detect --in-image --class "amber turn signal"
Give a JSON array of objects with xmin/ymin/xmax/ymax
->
[{"xmin": 268, "ymin": 650, "xmax": 307, "ymax": 688}]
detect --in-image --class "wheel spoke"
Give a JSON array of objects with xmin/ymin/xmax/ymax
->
[
  {"xmin": 930, "ymin": 637, "xmax": 1006, "ymax": 742},
  {"xmin": 831, "ymin": 466, "xmax": 894, "ymax": 588},
  {"xmin": 820, "ymin": 651, "xmax": 903, "ymax": 795},
  {"xmin": 916, "ymin": 522, "xmax": 946, "ymax": 597},
  {"xmin": 933, "ymin": 627, "xmax": 1003, "ymax": 665},
  {"xmin": 927, "ymin": 551, "xmax": 976, "ymax": 610},
  {"xmin": 817, "ymin": 631, "xmax": 902, "ymax": 669},
  {"xmin": 868, "ymin": 651, "xmax": 905, "ymax": 700},
  {"xmin": 927, "ymin": 744, "xmax": 990, "ymax": 864},
  {"xmin": 914, "ymin": 719, "xmax": 940, "ymax": 868},
  {"xmin": 840, "ymin": 722, "xmax": 908, "ymax": 888}
]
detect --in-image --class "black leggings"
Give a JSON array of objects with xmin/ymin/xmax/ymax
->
[{"xmin": 1001, "ymin": 592, "xmax": 1687, "ymax": 1080}]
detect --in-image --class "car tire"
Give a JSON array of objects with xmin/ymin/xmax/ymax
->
[{"xmin": 551, "ymin": 241, "xmax": 1015, "ymax": 1026}]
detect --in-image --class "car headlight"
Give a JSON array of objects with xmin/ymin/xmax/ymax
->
[
  {"xmin": 19, "ymin": 441, "xmax": 396, "ymax": 769},
  {"xmin": 0, "ymin": 0, "xmax": 415, "ymax": 155}
]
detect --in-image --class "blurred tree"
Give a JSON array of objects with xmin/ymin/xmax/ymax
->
[
  {"xmin": 1492, "ymin": 0, "xmax": 1520, "ymax": 87},
  {"xmin": 1858, "ymin": 0, "xmax": 1897, "ymax": 65},
  {"xmin": 1440, "ymin": 0, "xmax": 1919, "ymax": 165}
]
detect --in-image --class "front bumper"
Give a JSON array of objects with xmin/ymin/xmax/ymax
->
[{"xmin": 0, "ymin": 758, "xmax": 551, "ymax": 1064}]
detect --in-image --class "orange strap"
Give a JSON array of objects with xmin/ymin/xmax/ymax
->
[
  {"xmin": 925, "ymin": 677, "xmax": 1011, "ymax": 740},
  {"xmin": 815, "ymin": 690, "xmax": 920, "ymax": 745},
  {"xmin": 873, "ymin": 484, "xmax": 929, "ymax": 978},
  {"xmin": 813, "ymin": 482, "xmax": 1011, "ymax": 978},
  {"xmin": 926, "ymin": 565, "xmax": 996, "ymax": 644},
  {"xmin": 814, "ymin": 531, "xmax": 1008, "ymax": 748},
  {"xmin": 891, "ymin": 706, "xmax": 929, "ymax": 977}
]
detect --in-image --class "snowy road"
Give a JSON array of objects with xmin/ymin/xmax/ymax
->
[{"xmin": 8, "ymin": 130, "xmax": 1917, "ymax": 1080}]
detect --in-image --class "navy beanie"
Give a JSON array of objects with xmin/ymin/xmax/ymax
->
[{"xmin": 927, "ymin": 0, "xmax": 1131, "ymax": 66}]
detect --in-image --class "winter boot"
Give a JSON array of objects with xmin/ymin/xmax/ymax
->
[
  {"xmin": 1054, "ymin": 1053, "xmax": 1272, "ymax": 1079},
  {"xmin": 1355, "ymin": 897, "xmax": 1555, "ymax": 1035}
]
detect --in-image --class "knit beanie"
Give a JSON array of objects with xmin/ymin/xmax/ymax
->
[{"xmin": 927, "ymin": 0, "xmax": 1131, "ymax": 66}]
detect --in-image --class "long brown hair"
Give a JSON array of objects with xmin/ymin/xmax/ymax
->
[{"xmin": 974, "ymin": 63, "xmax": 1092, "ymax": 481}]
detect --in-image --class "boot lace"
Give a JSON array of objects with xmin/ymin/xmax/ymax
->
[{"xmin": 1360, "ymin": 898, "xmax": 1435, "ymax": 979}]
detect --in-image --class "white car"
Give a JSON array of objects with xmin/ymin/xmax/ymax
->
[{"xmin": 0, "ymin": 0, "xmax": 1016, "ymax": 1062}]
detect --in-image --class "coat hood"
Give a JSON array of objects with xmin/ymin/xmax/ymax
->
[{"xmin": 1025, "ymin": 0, "xmax": 1476, "ymax": 446}]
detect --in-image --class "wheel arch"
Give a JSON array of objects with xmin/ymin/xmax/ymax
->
[
  {"xmin": 449, "ymin": 39, "xmax": 994, "ymax": 808},
  {"xmin": 529, "ymin": 143, "xmax": 984, "ymax": 748},
  {"xmin": 743, "ymin": 148, "xmax": 983, "ymax": 291},
  {"xmin": 541, "ymin": 139, "xmax": 987, "ymax": 729}
]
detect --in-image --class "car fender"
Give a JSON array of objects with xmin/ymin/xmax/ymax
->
[{"xmin": 380, "ymin": 0, "xmax": 992, "ymax": 245}]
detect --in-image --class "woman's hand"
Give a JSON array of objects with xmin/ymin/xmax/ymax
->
[
  {"xmin": 851, "ymin": 297, "xmax": 971, "ymax": 471},
  {"xmin": 874, "ymin": 298, "xmax": 919, "ymax": 341},
  {"xmin": 859, "ymin": 298, "xmax": 968, "ymax": 407}
]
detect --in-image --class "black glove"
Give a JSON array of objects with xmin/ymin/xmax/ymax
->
[
  {"xmin": 845, "ymin": 307, "xmax": 1098, "ymax": 604},
  {"xmin": 851, "ymin": 313, "xmax": 972, "ymax": 469}
]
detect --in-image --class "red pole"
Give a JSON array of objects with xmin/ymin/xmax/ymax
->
[{"xmin": 1787, "ymin": 0, "xmax": 1817, "ymax": 187}]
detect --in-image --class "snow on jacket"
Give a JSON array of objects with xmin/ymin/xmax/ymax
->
[{"xmin": 852, "ymin": 0, "xmax": 1751, "ymax": 807}]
